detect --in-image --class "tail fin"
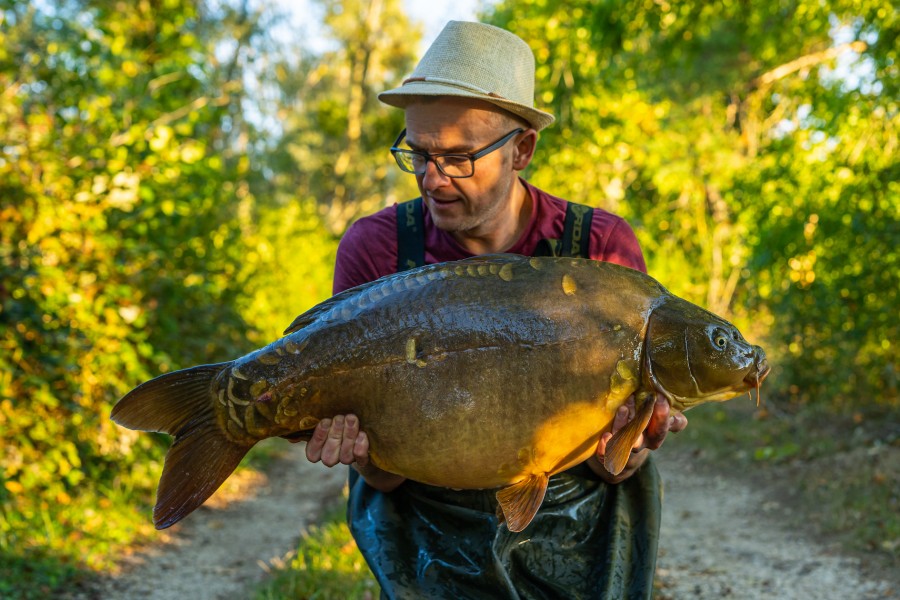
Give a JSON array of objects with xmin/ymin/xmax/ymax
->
[{"xmin": 111, "ymin": 362, "xmax": 255, "ymax": 529}]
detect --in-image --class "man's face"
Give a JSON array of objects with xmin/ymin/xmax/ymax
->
[{"xmin": 403, "ymin": 98, "xmax": 528, "ymax": 239}]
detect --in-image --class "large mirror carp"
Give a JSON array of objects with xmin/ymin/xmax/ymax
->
[{"xmin": 112, "ymin": 254, "xmax": 769, "ymax": 532}]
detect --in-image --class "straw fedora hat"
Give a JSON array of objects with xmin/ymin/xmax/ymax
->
[{"xmin": 378, "ymin": 21, "xmax": 555, "ymax": 131}]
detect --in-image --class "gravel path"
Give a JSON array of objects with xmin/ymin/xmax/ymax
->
[
  {"xmin": 70, "ymin": 442, "xmax": 898, "ymax": 599},
  {"xmin": 70, "ymin": 448, "xmax": 346, "ymax": 600},
  {"xmin": 654, "ymin": 446, "xmax": 898, "ymax": 599}
]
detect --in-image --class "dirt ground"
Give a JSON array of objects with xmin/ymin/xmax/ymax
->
[
  {"xmin": 68, "ymin": 442, "xmax": 898, "ymax": 600},
  {"xmin": 654, "ymin": 445, "xmax": 898, "ymax": 599},
  {"xmin": 67, "ymin": 449, "xmax": 347, "ymax": 600}
]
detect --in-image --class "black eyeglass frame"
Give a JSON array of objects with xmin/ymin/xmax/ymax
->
[{"xmin": 390, "ymin": 128, "xmax": 525, "ymax": 179}]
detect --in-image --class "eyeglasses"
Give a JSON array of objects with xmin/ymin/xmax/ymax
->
[{"xmin": 390, "ymin": 128, "xmax": 525, "ymax": 179}]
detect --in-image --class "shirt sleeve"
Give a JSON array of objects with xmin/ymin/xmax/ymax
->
[
  {"xmin": 332, "ymin": 208, "xmax": 399, "ymax": 294},
  {"xmin": 592, "ymin": 215, "xmax": 647, "ymax": 274}
]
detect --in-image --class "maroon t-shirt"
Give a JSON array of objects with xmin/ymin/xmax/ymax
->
[{"xmin": 333, "ymin": 178, "xmax": 646, "ymax": 294}]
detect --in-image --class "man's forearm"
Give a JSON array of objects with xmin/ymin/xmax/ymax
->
[{"xmin": 354, "ymin": 462, "xmax": 406, "ymax": 493}]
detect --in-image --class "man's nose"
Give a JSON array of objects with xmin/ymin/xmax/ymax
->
[{"xmin": 420, "ymin": 159, "xmax": 450, "ymax": 190}]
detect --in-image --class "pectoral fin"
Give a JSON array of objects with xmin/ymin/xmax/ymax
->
[
  {"xmin": 603, "ymin": 393, "xmax": 656, "ymax": 476},
  {"xmin": 495, "ymin": 473, "xmax": 549, "ymax": 533}
]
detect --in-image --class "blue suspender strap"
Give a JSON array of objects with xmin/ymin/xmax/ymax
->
[
  {"xmin": 396, "ymin": 197, "xmax": 426, "ymax": 272},
  {"xmin": 397, "ymin": 198, "xmax": 593, "ymax": 267},
  {"xmin": 560, "ymin": 202, "xmax": 594, "ymax": 258}
]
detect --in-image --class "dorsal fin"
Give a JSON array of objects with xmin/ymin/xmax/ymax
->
[
  {"xmin": 283, "ymin": 279, "xmax": 383, "ymax": 335},
  {"xmin": 283, "ymin": 255, "xmax": 531, "ymax": 336},
  {"xmin": 495, "ymin": 473, "xmax": 549, "ymax": 532}
]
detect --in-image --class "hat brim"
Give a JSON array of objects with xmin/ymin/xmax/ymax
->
[{"xmin": 379, "ymin": 81, "xmax": 555, "ymax": 132}]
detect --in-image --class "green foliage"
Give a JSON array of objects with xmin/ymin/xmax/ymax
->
[
  {"xmin": 490, "ymin": 0, "xmax": 899, "ymax": 407},
  {"xmin": 256, "ymin": 503, "xmax": 379, "ymax": 600},
  {"xmin": 0, "ymin": 0, "xmax": 338, "ymax": 593}
]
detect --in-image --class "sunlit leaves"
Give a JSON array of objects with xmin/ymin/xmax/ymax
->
[
  {"xmin": 491, "ymin": 0, "xmax": 898, "ymax": 406},
  {"xmin": 0, "ymin": 0, "xmax": 286, "ymax": 577}
]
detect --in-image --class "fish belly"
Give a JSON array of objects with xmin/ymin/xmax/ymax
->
[{"xmin": 311, "ymin": 341, "xmax": 637, "ymax": 490}]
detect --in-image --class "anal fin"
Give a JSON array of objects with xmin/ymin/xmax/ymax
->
[
  {"xmin": 495, "ymin": 473, "xmax": 549, "ymax": 533},
  {"xmin": 603, "ymin": 392, "xmax": 656, "ymax": 476}
]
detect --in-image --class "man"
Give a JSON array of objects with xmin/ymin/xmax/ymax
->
[{"xmin": 305, "ymin": 21, "xmax": 687, "ymax": 599}]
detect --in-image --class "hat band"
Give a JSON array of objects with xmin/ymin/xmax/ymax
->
[{"xmin": 402, "ymin": 76, "xmax": 508, "ymax": 100}]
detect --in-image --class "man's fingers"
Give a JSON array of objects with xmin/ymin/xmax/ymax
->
[
  {"xmin": 306, "ymin": 418, "xmax": 332, "ymax": 463},
  {"xmin": 669, "ymin": 412, "xmax": 689, "ymax": 433},
  {"xmin": 339, "ymin": 415, "xmax": 360, "ymax": 464},
  {"xmin": 596, "ymin": 431, "xmax": 612, "ymax": 458},
  {"xmin": 305, "ymin": 414, "xmax": 370, "ymax": 469},
  {"xmin": 612, "ymin": 405, "xmax": 630, "ymax": 433},
  {"xmin": 643, "ymin": 397, "xmax": 671, "ymax": 450},
  {"xmin": 354, "ymin": 431, "xmax": 370, "ymax": 468},
  {"xmin": 319, "ymin": 415, "xmax": 346, "ymax": 467}
]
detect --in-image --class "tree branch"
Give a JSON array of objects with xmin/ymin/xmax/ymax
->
[{"xmin": 750, "ymin": 41, "xmax": 868, "ymax": 89}]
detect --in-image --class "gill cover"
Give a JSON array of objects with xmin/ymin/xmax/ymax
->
[{"xmin": 645, "ymin": 296, "xmax": 760, "ymax": 408}]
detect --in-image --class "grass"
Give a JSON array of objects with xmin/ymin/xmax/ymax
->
[
  {"xmin": 0, "ymin": 551, "xmax": 84, "ymax": 600},
  {"xmin": 255, "ymin": 501, "xmax": 379, "ymax": 600}
]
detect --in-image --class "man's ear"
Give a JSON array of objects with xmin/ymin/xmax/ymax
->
[{"xmin": 512, "ymin": 129, "xmax": 538, "ymax": 171}]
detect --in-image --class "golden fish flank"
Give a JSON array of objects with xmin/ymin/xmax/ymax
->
[
  {"xmin": 111, "ymin": 253, "xmax": 770, "ymax": 533},
  {"xmin": 515, "ymin": 446, "xmax": 536, "ymax": 471}
]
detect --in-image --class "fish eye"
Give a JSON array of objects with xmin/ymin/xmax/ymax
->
[{"xmin": 714, "ymin": 333, "xmax": 728, "ymax": 349}]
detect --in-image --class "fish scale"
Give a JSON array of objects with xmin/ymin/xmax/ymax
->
[{"xmin": 112, "ymin": 253, "xmax": 769, "ymax": 533}]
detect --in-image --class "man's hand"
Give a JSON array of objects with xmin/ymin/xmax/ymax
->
[
  {"xmin": 588, "ymin": 395, "xmax": 688, "ymax": 484},
  {"xmin": 305, "ymin": 414, "xmax": 405, "ymax": 492}
]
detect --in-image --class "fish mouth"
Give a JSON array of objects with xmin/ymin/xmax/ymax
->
[
  {"xmin": 665, "ymin": 356, "xmax": 771, "ymax": 412},
  {"xmin": 743, "ymin": 355, "xmax": 770, "ymax": 387}
]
